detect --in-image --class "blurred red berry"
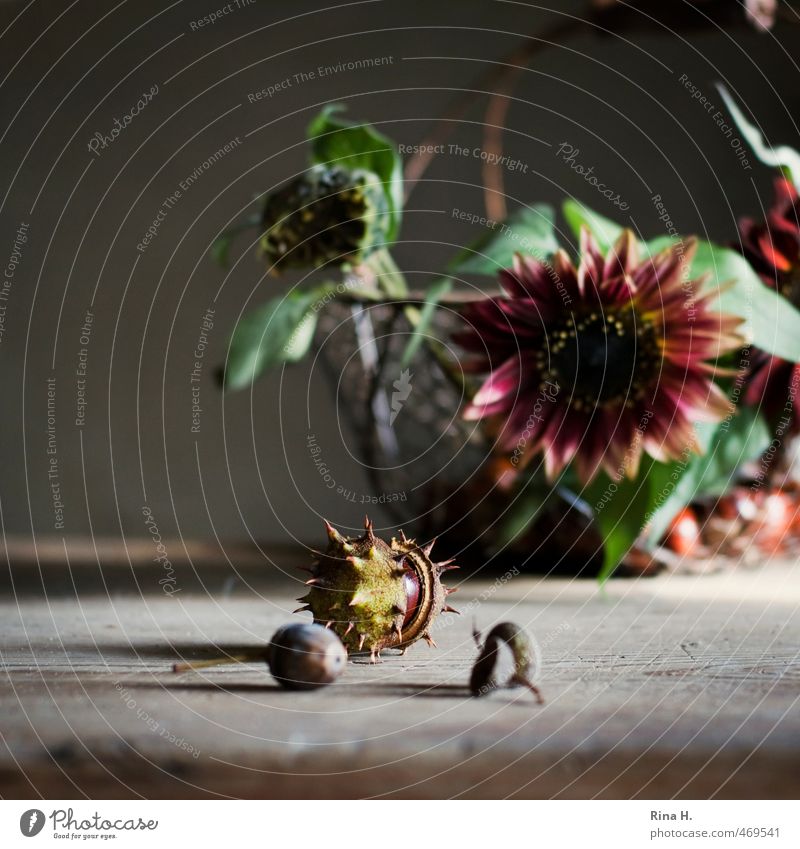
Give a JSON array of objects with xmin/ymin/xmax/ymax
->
[{"xmin": 665, "ymin": 507, "xmax": 702, "ymax": 557}]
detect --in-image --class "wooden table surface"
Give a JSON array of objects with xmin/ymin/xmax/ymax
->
[{"xmin": 1, "ymin": 539, "xmax": 799, "ymax": 799}]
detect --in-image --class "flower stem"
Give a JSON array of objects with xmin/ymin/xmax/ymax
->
[
  {"xmin": 339, "ymin": 289, "xmax": 499, "ymax": 307},
  {"xmin": 172, "ymin": 652, "xmax": 264, "ymax": 673},
  {"xmin": 366, "ymin": 250, "xmax": 469, "ymax": 396}
]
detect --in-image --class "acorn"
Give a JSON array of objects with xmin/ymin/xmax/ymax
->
[
  {"xmin": 172, "ymin": 623, "xmax": 347, "ymax": 690},
  {"xmin": 470, "ymin": 622, "xmax": 544, "ymax": 704},
  {"xmin": 297, "ymin": 517, "xmax": 459, "ymax": 662}
]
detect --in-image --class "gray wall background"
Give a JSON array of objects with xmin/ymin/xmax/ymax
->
[{"xmin": 0, "ymin": 0, "xmax": 798, "ymax": 547}]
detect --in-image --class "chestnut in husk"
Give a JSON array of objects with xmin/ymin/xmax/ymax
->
[{"xmin": 297, "ymin": 517, "xmax": 459, "ymax": 662}]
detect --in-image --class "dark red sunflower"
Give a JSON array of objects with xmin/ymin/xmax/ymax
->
[
  {"xmin": 738, "ymin": 177, "xmax": 800, "ymax": 428},
  {"xmin": 457, "ymin": 228, "xmax": 742, "ymax": 483}
]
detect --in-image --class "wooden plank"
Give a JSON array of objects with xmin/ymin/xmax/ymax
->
[{"xmin": 1, "ymin": 550, "xmax": 799, "ymax": 798}]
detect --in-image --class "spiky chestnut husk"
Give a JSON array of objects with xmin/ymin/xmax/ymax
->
[
  {"xmin": 260, "ymin": 165, "xmax": 388, "ymax": 270},
  {"xmin": 295, "ymin": 517, "xmax": 459, "ymax": 662}
]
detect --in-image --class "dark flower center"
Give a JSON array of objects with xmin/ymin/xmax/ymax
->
[{"xmin": 540, "ymin": 306, "xmax": 661, "ymax": 409}]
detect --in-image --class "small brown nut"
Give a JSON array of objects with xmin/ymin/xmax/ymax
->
[{"xmin": 267, "ymin": 623, "xmax": 347, "ymax": 690}]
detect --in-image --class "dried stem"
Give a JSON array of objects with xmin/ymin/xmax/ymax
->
[
  {"xmin": 513, "ymin": 675, "xmax": 546, "ymax": 705},
  {"xmin": 172, "ymin": 652, "xmax": 263, "ymax": 673},
  {"xmin": 340, "ymin": 287, "xmax": 501, "ymax": 307},
  {"xmin": 482, "ymin": 65, "xmax": 524, "ymax": 221},
  {"xmin": 404, "ymin": 1, "xmax": 774, "ymax": 198},
  {"xmin": 403, "ymin": 17, "xmax": 584, "ymax": 196}
]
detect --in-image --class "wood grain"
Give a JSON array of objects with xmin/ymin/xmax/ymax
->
[{"xmin": 1, "ymin": 540, "xmax": 798, "ymax": 799}]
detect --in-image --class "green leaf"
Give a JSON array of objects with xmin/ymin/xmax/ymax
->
[
  {"xmin": 646, "ymin": 236, "xmax": 800, "ymax": 362},
  {"xmin": 585, "ymin": 470, "xmax": 653, "ymax": 583},
  {"xmin": 212, "ymin": 233, "xmax": 233, "ymax": 268},
  {"xmin": 449, "ymin": 205, "xmax": 559, "ymax": 275},
  {"xmin": 580, "ymin": 395, "xmax": 769, "ymax": 578},
  {"xmin": 307, "ymin": 105, "xmax": 403, "ymax": 242},
  {"xmin": 224, "ymin": 284, "xmax": 336, "ymax": 390},
  {"xmin": 562, "ymin": 199, "xmax": 625, "ymax": 253},
  {"xmin": 282, "ymin": 310, "xmax": 318, "ymax": 361},
  {"xmin": 645, "ymin": 407, "xmax": 770, "ymax": 547},
  {"xmin": 400, "ymin": 278, "xmax": 452, "ymax": 367},
  {"xmin": 693, "ymin": 242, "xmax": 800, "ymax": 362},
  {"xmin": 717, "ymin": 84, "xmax": 800, "ymax": 188}
]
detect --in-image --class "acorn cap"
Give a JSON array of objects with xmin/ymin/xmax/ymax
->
[{"xmin": 470, "ymin": 622, "xmax": 543, "ymax": 704}]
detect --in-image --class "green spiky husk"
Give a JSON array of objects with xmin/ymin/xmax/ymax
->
[{"xmin": 296, "ymin": 519, "xmax": 457, "ymax": 660}]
